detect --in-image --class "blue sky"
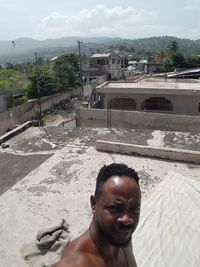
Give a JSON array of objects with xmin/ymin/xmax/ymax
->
[{"xmin": 0, "ymin": 0, "xmax": 200, "ymax": 40}]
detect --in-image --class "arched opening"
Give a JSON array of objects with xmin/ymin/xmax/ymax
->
[
  {"xmin": 110, "ymin": 97, "xmax": 136, "ymax": 110},
  {"xmin": 141, "ymin": 97, "xmax": 173, "ymax": 111}
]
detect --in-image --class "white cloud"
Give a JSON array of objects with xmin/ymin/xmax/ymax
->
[
  {"xmin": 35, "ymin": 5, "xmax": 155, "ymax": 39},
  {"xmin": 34, "ymin": 4, "xmax": 199, "ymax": 40}
]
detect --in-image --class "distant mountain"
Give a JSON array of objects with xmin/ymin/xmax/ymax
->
[
  {"xmin": 115, "ymin": 36, "xmax": 200, "ymax": 56},
  {"xmin": 0, "ymin": 36, "xmax": 200, "ymax": 64},
  {"xmin": 0, "ymin": 36, "xmax": 122, "ymax": 64},
  {"xmin": 0, "ymin": 37, "xmax": 121, "ymax": 55}
]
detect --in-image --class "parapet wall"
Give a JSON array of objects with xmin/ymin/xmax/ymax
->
[
  {"xmin": 76, "ymin": 108, "xmax": 200, "ymax": 132},
  {"xmin": 96, "ymin": 140, "xmax": 200, "ymax": 164},
  {"xmin": 0, "ymin": 92, "xmax": 69, "ymax": 135}
]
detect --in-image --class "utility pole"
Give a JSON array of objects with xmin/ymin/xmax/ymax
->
[
  {"xmin": 77, "ymin": 40, "xmax": 83, "ymax": 97},
  {"xmin": 35, "ymin": 52, "xmax": 43, "ymax": 125}
]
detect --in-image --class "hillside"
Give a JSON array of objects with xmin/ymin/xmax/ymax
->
[
  {"xmin": 0, "ymin": 37, "xmax": 121, "ymax": 55},
  {"xmin": 0, "ymin": 36, "xmax": 200, "ymax": 64}
]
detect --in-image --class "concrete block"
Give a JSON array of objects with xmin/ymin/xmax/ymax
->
[
  {"xmin": 96, "ymin": 140, "xmax": 200, "ymax": 164},
  {"xmin": 0, "ymin": 121, "xmax": 33, "ymax": 144}
]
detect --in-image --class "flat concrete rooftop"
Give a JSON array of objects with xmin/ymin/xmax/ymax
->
[
  {"xmin": 0, "ymin": 126, "xmax": 200, "ymax": 266},
  {"xmin": 97, "ymin": 78, "xmax": 200, "ymax": 95}
]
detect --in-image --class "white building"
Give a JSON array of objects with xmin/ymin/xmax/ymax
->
[{"xmin": 82, "ymin": 52, "xmax": 122, "ymax": 81}]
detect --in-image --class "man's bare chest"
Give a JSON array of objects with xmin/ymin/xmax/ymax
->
[{"xmin": 93, "ymin": 248, "xmax": 130, "ymax": 267}]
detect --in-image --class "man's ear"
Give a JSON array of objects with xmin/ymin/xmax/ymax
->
[{"xmin": 90, "ymin": 195, "xmax": 97, "ymax": 213}]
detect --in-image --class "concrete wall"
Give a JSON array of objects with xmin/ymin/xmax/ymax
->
[
  {"xmin": 0, "ymin": 89, "xmax": 24, "ymax": 112},
  {"xmin": 97, "ymin": 75, "xmax": 107, "ymax": 85},
  {"xmin": 82, "ymin": 75, "xmax": 107, "ymax": 98},
  {"xmin": 96, "ymin": 140, "xmax": 200, "ymax": 164},
  {"xmin": 0, "ymin": 96, "xmax": 7, "ymax": 112},
  {"xmin": 0, "ymin": 92, "xmax": 70, "ymax": 135},
  {"xmin": 0, "ymin": 109, "xmax": 11, "ymax": 134},
  {"xmin": 76, "ymin": 108, "xmax": 200, "ymax": 132},
  {"xmin": 71, "ymin": 87, "xmax": 82, "ymax": 97},
  {"xmin": 103, "ymin": 93, "xmax": 200, "ymax": 115}
]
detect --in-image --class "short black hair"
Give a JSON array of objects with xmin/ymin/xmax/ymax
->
[{"xmin": 94, "ymin": 163, "xmax": 139, "ymax": 199}]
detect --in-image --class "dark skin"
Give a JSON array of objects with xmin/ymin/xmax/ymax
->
[{"xmin": 53, "ymin": 175, "xmax": 141, "ymax": 267}]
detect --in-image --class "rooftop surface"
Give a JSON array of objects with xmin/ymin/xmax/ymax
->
[
  {"xmin": 0, "ymin": 125, "xmax": 199, "ymax": 266},
  {"xmin": 90, "ymin": 53, "xmax": 111, "ymax": 58},
  {"xmin": 1, "ymin": 126, "xmax": 200, "ymax": 196},
  {"xmin": 97, "ymin": 78, "xmax": 200, "ymax": 95}
]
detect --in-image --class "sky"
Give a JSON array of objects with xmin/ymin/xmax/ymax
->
[{"xmin": 0, "ymin": 0, "xmax": 200, "ymax": 41}]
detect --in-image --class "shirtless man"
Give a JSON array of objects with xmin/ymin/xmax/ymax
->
[{"xmin": 54, "ymin": 163, "xmax": 141, "ymax": 267}]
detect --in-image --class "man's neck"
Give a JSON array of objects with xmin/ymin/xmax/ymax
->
[{"xmin": 89, "ymin": 219, "xmax": 120, "ymax": 260}]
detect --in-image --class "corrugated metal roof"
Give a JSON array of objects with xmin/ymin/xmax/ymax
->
[{"xmin": 168, "ymin": 67, "xmax": 200, "ymax": 78}]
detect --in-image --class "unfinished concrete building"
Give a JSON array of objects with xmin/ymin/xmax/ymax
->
[
  {"xmin": 95, "ymin": 78, "xmax": 200, "ymax": 115},
  {"xmin": 77, "ymin": 77, "xmax": 200, "ymax": 131}
]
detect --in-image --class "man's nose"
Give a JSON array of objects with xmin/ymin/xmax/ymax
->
[{"xmin": 117, "ymin": 213, "xmax": 134, "ymax": 225}]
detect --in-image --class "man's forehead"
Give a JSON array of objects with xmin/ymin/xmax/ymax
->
[
  {"xmin": 104, "ymin": 175, "xmax": 138, "ymax": 186},
  {"xmin": 100, "ymin": 175, "xmax": 140, "ymax": 198},
  {"xmin": 112, "ymin": 175, "xmax": 124, "ymax": 185}
]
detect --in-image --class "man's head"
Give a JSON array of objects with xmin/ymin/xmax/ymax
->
[{"xmin": 91, "ymin": 163, "xmax": 141, "ymax": 248}]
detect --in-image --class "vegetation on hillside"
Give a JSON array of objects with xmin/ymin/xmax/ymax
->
[
  {"xmin": 0, "ymin": 69, "xmax": 25, "ymax": 90},
  {"xmin": 1, "ymin": 36, "xmax": 200, "ymax": 64}
]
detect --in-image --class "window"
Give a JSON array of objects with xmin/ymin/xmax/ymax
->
[
  {"xmin": 101, "ymin": 59, "xmax": 105, "ymax": 65},
  {"xmin": 110, "ymin": 97, "xmax": 136, "ymax": 110},
  {"xmin": 141, "ymin": 97, "xmax": 173, "ymax": 111}
]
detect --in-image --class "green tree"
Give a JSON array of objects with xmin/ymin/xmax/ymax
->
[
  {"xmin": 154, "ymin": 40, "xmax": 186, "ymax": 70},
  {"xmin": 154, "ymin": 50, "xmax": 166, "ymax": 64},
  {"xmin": 26, "ymin": 65, "xmax": 56, "ymax": 99},
  {"xmin": 165, "ymin": 41, "xmax": 186, "ymax": 69},
  {"xmin": 167, "ymin": 41, "xmax": 179, "ymax": 54},
  {"xmin": 187, "ymin": 54, "xmax": 200, "ymax": 65},
  {"xmin": 53, "ymin": 53, "xmax": 80, "ymax": 91}
]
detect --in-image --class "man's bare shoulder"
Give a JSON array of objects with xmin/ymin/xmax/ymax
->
[
  {"xmin": 53, "ymin": 232, "xmax": 94, "ymax": 267},
  {"xmin": 53, "ymin": 252, "xmax": 92, "ymax": 267}
]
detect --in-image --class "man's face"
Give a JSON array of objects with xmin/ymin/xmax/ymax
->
[{"xmin": 92, "ymin": 175, "xmax": 141, "ymax": 248}]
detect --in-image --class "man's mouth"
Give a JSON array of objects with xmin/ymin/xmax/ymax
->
[{"xmin": 115, "ymin": 227, "xmax": 133, "ymax": 238}]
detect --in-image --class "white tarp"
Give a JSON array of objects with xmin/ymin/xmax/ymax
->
[{"xmin": 133, "ymin": 171, "xmax": 200, "ymax": 267}]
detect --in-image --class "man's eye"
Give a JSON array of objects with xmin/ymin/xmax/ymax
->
[
  {"xmin": 108, "ymin": 205, "xmax": 123, "ymax": 213},
  {"xmin": 109, "ymin": 206, "xmax": 117, "ymax": 211},
  {"xmin": 130, "ymin": 207, "xmax": 140, "ymax": 214}
]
